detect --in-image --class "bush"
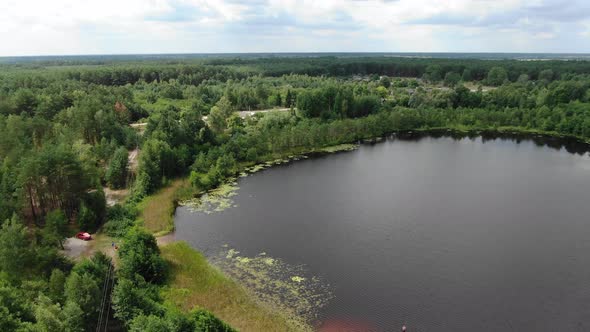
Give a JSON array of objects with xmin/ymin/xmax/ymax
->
[
  {"xmin": 127, "ymin": 309, "xmax": 234, "ymax": 332},
  {"xmin": 192, "ymin": 309, "xmax": 236, "ymax": 332},
  {"xmin": 129, "ymin": 315, "xmax": 170, "ymax": 332},
  {"xmin": 108, "ymin": 204, "xmax": 138, "ymax": 220},
  {"xmin": 104, "ymin": 204, "xmax": 138, "ymax": 237},
  {"xmin": 72, "ymin": 252, "xmax": 112, "ymax": 282},
  {"xmin": 103, "ymin": 218, "xmax": 135, "ymax": 237},
  {"xmin": 118, "ymin": 228, "xmax": 167, "ymax": 284},
  {"xmin": 112, "ymin": 278, "xmax": 164, "ymax": 324}
]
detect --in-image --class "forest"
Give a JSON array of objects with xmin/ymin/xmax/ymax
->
[{"xmin": 1, "ymin": 55, "xmax": 590, "ymax": 331}]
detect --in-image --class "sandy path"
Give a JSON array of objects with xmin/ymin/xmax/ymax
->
[
  {"xmin": 129, "ymin": 122, "xmax": 147, "ymax": 135},
  {"xmin": 157, "ymin": 233, "xmax": 176, "ymax": 246},
  {"xmin": 238, "ymin": 107, "xmax": 291, "ymax": 118},
  {"xmin": 203, "ymin": 107, "xmax": 292, "ymax": 122},
  {"xmin": 128, "ymin": 148, "xmax": 139, "ymax": 172}
]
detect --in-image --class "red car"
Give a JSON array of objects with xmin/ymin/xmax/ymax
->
[{"xmin": 76, "ymin": 232, "xmax": 92, "ymax": 241}]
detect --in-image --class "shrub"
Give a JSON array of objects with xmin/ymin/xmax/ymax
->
[
  {"xmin": 192, "ymin": 309, "xmax": 236, "ymax": 332},
  {"xmin": 118, "ymin": 228, "xmax": 167, "ymax": 284},
  {"xmin": 104, "ymin": 204, "xmax": 138, "ymax": 237},
  {"xmin": 103, "ymin": 218, "xmax": 135, "ymax": 237},
  {"xmin": 112, "ymin": 278, "xmax": 164, "ymax": 324}
]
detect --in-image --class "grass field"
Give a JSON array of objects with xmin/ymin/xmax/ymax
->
[
  {"xmin": 136, "ymin": 178, "xmax": 191, "ymax": 236},
  {"xmin": 160, "ymin": 242, "xmax": 306, "ymax": 332}
]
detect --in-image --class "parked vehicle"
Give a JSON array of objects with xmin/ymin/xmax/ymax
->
[{"xmin": 76, "ymin": 232, "xmax": 92, "ymax": 241}]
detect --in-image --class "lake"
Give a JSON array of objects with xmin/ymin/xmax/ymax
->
[{"xmin": 175, "ymin": 133, "xmax": 590, "ymax": 331}]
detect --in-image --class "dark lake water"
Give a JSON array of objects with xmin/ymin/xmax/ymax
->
[{"xmin": 175, "ymin": 134, "xmax": 590, "ymax": 332}]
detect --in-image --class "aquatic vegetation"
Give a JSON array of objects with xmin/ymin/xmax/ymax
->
[
  {"xmin": 182, "ymin": 181, "xmax": 240, "ymax": 214},
  {"xmin": 262, "ymin": 257, "xmax": 275, "ymax": 266},
  {"xmin": 213, "ymin": 247, "xmax": 333, "ymax": 328},
  {"xmin": 181, "ymin": 143, "xmax": 359, "ymax": 216},
  {"xmin": 235, "ymin": 256, "xmax": 252, "ymax": 264},
  {"xmin": 317, "ymin": 143, "xmax": 359, "ymax": 153},
  {"xmin": 291, "ymin": 276, "xmax": 306, "ymax": 283},
  {"xmin": 242, "ymin": 145, "xmax": 358, "ymax": 177},
  {"xmin": 246, "ymin": 164, "xmax": 266, "ymax": 173},
  {"xmin": 161, "ymin": 242, "xmax": 300, "ymax": 331},
  {"xmin": 226, "ymin": 248, "xmax": 239, "ymax": 259}
]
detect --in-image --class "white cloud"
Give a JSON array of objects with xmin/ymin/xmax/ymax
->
[{"xmin": 0, "ymin": 0, "xmax": 589, "ymax": 55}]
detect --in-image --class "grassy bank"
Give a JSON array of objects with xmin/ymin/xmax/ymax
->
[
  {"xmin": 136, "ymin": 178, "xmax": 191, "ymax": 236},
  {"xmin": 161, "ymin": 242, "xmax": 305, "ymax": 332}
]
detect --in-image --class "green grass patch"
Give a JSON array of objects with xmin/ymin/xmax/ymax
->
[
  {"xmin": 136, "ymin": 179, "xmax": 191, "ymax": 236},
  {"xmin": 161, "ymin": 242, "xmax": 305, "ymax": 332}
]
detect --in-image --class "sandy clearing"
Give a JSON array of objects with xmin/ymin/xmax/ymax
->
[
  {"xmin": 157, "ymin": 233, "xmax": 176, "ymax": 246},
  {"xmin": 202, "ymin": 107, "xmax": 292, "ymax": 122},
  {"xmin": 103, "ymin": 187, "xmax": 129, "ymax": 206},
  {"xmin": 237, "ymin": 107, "xmax": 291, "ymax": 118},
  {"xmin": 62, "ymin": 237, "xmax": 91, "ymax": 260}
]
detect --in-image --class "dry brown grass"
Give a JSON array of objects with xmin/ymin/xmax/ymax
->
[{"xmin": 161, "ymin": 242, "xmax": 305, "ymax": 332}]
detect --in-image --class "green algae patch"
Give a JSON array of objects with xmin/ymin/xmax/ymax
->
[
  {"xmin": 247, "ymin": 164, "xmax": 266, "ymax": 173},
  {"xmin": 213, "ymin": 247, "xmax": 333, "ymax": 328},
  {"xmin": 182, "ymin": 181, "xmax": 240, "ymax": 214},
  {"xmin": 262, "ymin": 257, "xmax": 276, "ymax": 266},
  {"xmin": 291, "ymin": 276, "xmax": 306, "ymax": 283},
  {"xmin": 240, "ymin": 145, "xmax": 358, "ymax": 179},
  {"xmin": 236, "ymin": 256, "xmax": 252, "ymax": 264},
  {"xmin": 226, "ymin": 248, "xmax": 239, "ymax": 259},
  {"xmin": 316, "ymin": 143, "xmax": 359, "ymax": 153}
]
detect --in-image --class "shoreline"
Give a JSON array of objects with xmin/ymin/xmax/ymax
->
[
  {"xmin": 138, "ymin": 125, "xmax": 590, "ymax": 331},
  {"xmin": 166, "ymin": 125, "xmax": 590, "ymax": 236}
]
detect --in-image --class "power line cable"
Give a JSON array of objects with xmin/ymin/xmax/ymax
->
[
  {"xmin": 96, "ymin": 260, "xmax": 114, "ymax": 332},
  {"xmin": 103, "ymin": 266, "xmax": 115, "ymax": 332}
]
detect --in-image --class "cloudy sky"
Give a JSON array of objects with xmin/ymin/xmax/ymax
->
[{"xmin": 1, "ymin": 0, "xmax": 590, "ymax": 56}]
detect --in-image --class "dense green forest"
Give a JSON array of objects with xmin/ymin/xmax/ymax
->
[{"xmin": 1, "ymin": 55, "xmax": 590, "ymax": 331}]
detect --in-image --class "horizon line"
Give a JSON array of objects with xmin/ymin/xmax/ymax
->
[{"xmin": 3, "ymin": 51, "xmax": 590, "ymax": 59}]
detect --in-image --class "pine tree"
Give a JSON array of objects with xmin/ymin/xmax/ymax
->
[
  {"xmin": 275, "ymin": 92, "xmax": 282, "ymax": 107},
  {"xmin": 106, "ymin": 147, "xmax": 129, "ymax": 189},
  {"xmin": 285, "ymin": 90, "xmax": 293, "ymax": 107}
]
